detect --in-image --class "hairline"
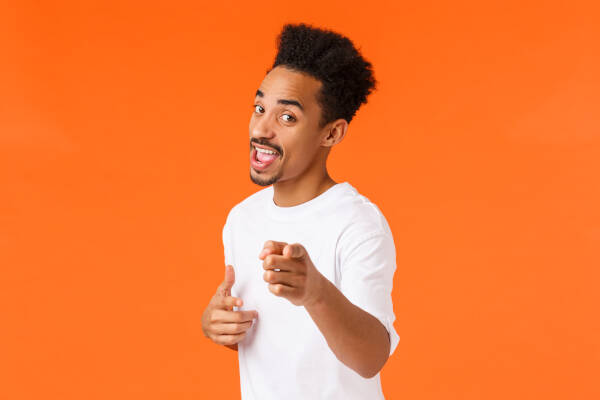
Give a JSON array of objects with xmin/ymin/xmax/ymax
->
[{"xmin": 266, "ymin": 64, "xmax": 339, "ymax": 128}]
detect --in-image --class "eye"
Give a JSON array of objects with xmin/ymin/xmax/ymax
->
[
  {"xmin": 281, "ymin": 113, "xmax": 296, "ymax": 122},
  {"xmin": 254, "ymin": 104, "xmax": 264, "ymax": 114}
]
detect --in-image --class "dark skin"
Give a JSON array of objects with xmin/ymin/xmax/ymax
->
[
  {"xmin": 201, "ymin": 65, "xmax": 391, "ymax": 378},
  {"xmin": 248, "ymin": 65, "xmax": 346, "ymax": 205}
]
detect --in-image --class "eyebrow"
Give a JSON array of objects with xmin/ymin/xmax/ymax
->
[{"xmin": 255, "ymin": 89, "xmax": 304, "ymax": 111}]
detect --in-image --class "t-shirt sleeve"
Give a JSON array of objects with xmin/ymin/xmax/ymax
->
[{"xmin": 339, "ymin": 231, "xmax": 400, "ymax": 356}]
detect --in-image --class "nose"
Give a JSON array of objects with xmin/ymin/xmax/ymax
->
[{"xmin": 250, "ymin": 111, "xmax": 276, "ymax": 142}]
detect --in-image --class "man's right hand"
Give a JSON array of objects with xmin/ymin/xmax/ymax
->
[{"xmin": 201, "ymin": 264, "xmax": 258, "ymax": 347}]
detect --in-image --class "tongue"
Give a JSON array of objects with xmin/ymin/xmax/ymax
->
[{"xmin": 257, "ymin": 151, "xmax": 278, "ymax": 164}]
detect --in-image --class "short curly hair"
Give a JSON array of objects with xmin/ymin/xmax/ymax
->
[{"xmin": 270, "ymin": 23, "xmax": 377, "ymax": 126}]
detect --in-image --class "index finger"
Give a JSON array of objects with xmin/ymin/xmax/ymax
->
[
  {"xmin": 262, "ymin": 254, "xmax": 296, "ymax": 272},
  {"xmin": 212, "ymin": 309, "xmax": 258, "ymax": 323},
  {"xmin": 259, "ymin": 240, "xmax": 288, "ymax": 259}
]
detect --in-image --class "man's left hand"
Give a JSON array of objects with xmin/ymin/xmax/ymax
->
[{"xmin": 259, "ymin": 240, "xmax": 327, "ymax": 307}]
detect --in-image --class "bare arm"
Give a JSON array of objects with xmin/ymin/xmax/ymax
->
[
  {"xmin": 305, "ymin": 278, "xmax": 390, "ymax": 378},
  {"xmin": 259, "ymin": 241, "xmax": 390, "ymax": 378}
]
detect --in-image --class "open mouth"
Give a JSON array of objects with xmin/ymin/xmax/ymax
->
[{"xmin": 250, "ymin": 145, "xmax": 280, "ymax": 171}]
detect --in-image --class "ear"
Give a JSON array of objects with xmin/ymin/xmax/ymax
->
[{"xmin": 320, "ymin": 118, "xmax": 348, "ymax": 148}]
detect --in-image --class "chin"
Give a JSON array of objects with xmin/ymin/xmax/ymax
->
[{"xmin": 250, "ymin": 169, "xmax": 282, "ymax": 187}]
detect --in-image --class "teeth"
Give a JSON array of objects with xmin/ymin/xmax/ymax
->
[{"xmin": 255, "ymin": 147, "xmax": 277, "ymax": 155}]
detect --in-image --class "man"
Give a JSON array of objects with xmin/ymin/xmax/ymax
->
[{"xmin": 201, "ymin": 23, "xmax": 400, "ymax": 399}]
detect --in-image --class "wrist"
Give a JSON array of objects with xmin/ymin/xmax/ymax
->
[{"xmin": 304, "ymin": 273, "xmax": 331, "ymax": 309}]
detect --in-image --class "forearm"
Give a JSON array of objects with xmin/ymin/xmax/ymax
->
[{"xmin": 304, "ymin": 278, "xmax": 390, "ymax": 378}]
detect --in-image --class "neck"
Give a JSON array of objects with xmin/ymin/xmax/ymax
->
[{"xmin": 272, "ymin": 157, "xmax": 337, "ymax": 207}]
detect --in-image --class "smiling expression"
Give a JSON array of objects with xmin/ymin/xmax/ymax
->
[{"xmin": 249, "ymin": 66, "xmax": 332, "ymax": 187}]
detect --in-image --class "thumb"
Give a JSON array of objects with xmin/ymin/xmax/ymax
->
[
  {"xmin": 283, "ymin": 243, "xmax": 305, "ymax": 259},
  {"xmin": 219, "ymin": 264, "xmax": 235, "ymax": 296}
]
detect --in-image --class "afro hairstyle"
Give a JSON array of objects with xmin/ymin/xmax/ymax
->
[{"xmin": 270, "ymin": 23, "xmax": 376, "ymax": 126}]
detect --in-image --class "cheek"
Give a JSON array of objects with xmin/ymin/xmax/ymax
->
[
  {"xmin": 279, "ymin": 125, "xmax": 322, "ymax": 171},
  {"xmin": 283, "ymin": 142, "xmax": 319, "ymax": 170}
]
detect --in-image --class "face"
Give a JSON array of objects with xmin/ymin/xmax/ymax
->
[{"xmin": 249, "ymin": 66, "xmax": 329, "ymax": 187}]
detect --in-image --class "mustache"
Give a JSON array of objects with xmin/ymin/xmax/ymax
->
[{"xmin": 250, "ymin": 138, "xmax": 283, "ymax": 155}]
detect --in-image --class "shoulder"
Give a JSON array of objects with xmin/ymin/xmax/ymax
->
[
  {"xmin": 335, "ymin": 185, "xmax": 396, "ymax": 268},
  {"xmin": 333, "ymin": 184, "xmax": 396, "ymax": 264},
  {"xmin": 338, "ymin": 183, "xmax": 393, "ymax": 240}
]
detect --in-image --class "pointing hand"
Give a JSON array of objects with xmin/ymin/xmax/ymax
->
[
  {"xmin": 201, "ymin": 265, "xmax": 258, "ymax": 346},
  {"xmin": 259, "ymin": 240, "xmax": 327, "ymax": 307}
]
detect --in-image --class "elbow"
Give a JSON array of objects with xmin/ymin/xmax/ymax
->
[
  {"xmin": 357, "ymin": 334, "xmax": 391, "ymax": 379},
  {"xmin": 340, "ymin": 352, "xmax": 388, "ymax": 379},
  {"xmin": 357, "ymin": 361, "xmax": 385, "ymax": 379},
  {"xmin": 357, "ymin": 354, "xmax": 389, "ymax": 379},
  {"xmin": 359, "ymin": 369, "xmax": 378, "ymax": 379}
]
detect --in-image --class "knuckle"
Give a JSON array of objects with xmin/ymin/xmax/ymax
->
[
  {"xmin": 212, "ymin": 335, "xmax": 222, "ymax": 345},
  {"xmin": 206, "ymin": 324, "xmax": 218, "ymax": 334},
  {"xmin": 235, "ymin": 333, "xmax": 246, "ymax": 343}
]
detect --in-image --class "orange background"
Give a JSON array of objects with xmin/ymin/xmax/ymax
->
[{"xmin": 1, "ymin": 1, "xmax": 599, "ymax": 398}]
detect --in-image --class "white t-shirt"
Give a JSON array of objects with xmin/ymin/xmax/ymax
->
[{"xmin": 222, "ymin": 181, "xmax": 400, "ymax": 399}]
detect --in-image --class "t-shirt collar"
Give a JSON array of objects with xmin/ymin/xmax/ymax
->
[{"xmin": 266, "ymin": 181, "xmax": 351, "ymax": 221}]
